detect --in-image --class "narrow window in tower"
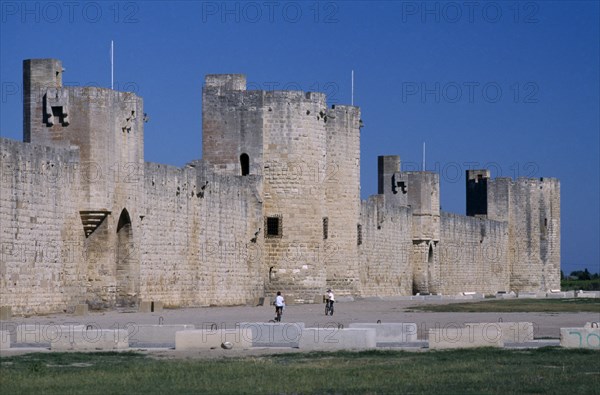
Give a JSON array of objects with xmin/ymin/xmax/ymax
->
[
  {"xmin": 240, "ymin": 153, "xmax": 250, "ymax": 176},
  {"xmin": 428, "ymin": 244, "xmax": 434, "ymax": 263},
  {"xmin": 265, "ymin": 216, "xmax": 282, "ymax": 238},
  {"xmin": 323, "ymin": 217, "xmax": 328, "ymax": 240},
  {"xmin": 357, "ymin": 224, "xmax": 362, "ymax": 245},
  {"xmin": 541, "ymin": 217, "xmax": 548, "ymax": 237}
]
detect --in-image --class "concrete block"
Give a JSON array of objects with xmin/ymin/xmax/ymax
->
[
  {"xmin": 16, "ymin": 324, "xmax": 86, "ymax": 344},
  {"xmin": 560, "ymin": 328, "xmax": 600, "ymax": 349},
  {"xmin": 496, "ymin": 292, "xmax": 517, "ymax": 299},
  {"xmin": 250, "ymin": 297, "xmax": 266, "ymax": 306},
  {"xmin": 51, "ymin": 328, "xmax": 129, "ymax": 350},
  {"xmin": 74, "ymin": 304, "xmax": 88, "ymax": 316},
  {"xmin": 461, "ymin": 292, "xmax": 484, "ymax": 298},
  {"xmin": 428, "ymin": 324, "xmax": 504, "ymax": 349},
  {"xmin": 465, "ymin": 322, "xmax": 534, "ymax": 343},
  {"xmin": 0, "ymin": 306, "xmax": 12, "ymax": 321},
  {"xmin": 576, "ymin": 291, "xmax": 600, "ymax": 298},
  {"xmin": 517, "ymin": 292, "xmax": 538, "ymax": 299},
  {"xmin": 546, "ymin": 291, "xmax": 575, "ymax": 298},
  {"xmin": 130, "ymin": 324, "xmax": 195, "ymax": 345},
  {"xmin": 299, "ymin": 328, "xmax": 376, "ymax": 351},
  {"xmin": 175, "ymin": 328, "xmax": 253, "ymax": 350},
  {"xmin": 139, "ymin": 301, "xmax": 152, "ymax": 313},
  {"xmin": 0, "ymin": 330, "xmax": 10, "ymax": 350},
  {"xmin": 139, "ymin": 300, "xmax": 162, "ymax": 312},
  {"xmin": 348, "ymin": 323, "xmax": 418, "ymax": 343},
  {"xmin": 240, "ymin": 322, "xmax": 304, "ymax": 347}
]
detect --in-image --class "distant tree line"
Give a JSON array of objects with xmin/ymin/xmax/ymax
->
[{"xmin": 561, "ymin": 268, "xmax": 600, "ymax": 291}]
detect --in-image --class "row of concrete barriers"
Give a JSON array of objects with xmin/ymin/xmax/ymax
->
[{"xmin": 1, "ymin": 321, "xmax": 598, "ymax": 351}]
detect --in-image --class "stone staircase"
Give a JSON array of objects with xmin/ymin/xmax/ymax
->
[{"xmin": 79, "ymin": 210, "xmax": 111, "ymax": 237}]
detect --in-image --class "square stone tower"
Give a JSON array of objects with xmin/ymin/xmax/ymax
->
[
  {"xmin": 202, "ymin": 76, "xmax": 361, "ymax": 301},
  {"xmin": 22, "ymin": 59, "xmax": 145, "ymax": 307},
  {"xmin": 466, "ymin": 170, "xmax": 561, "ymax": 291}
]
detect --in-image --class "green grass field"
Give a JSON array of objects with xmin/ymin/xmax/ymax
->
[
  {"xmin": 1, "ymin": 349, "xmax": 598, "ymax": 394},
  {"xmin": 406, "ymin": 298, "xmax": 600, "ymax": 313}
]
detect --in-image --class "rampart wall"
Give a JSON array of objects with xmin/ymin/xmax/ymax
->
[
  {"xmin": 0, "ymin": 59, "xmax": 561, "ymax": 315},
  {"xmin": 0, "ymin": 139, "xmax": 84, "ymax": 314},
  {"xmin": 359, "ymin": 196, "xmax": 413, "ymax": 296},
  {"xmin": 437, "ymin": 212, "xmax": 510, "ymax": 294},
  {"xmin": 140, "ymin": 162, "xmax": 264, "ymax": 306}
]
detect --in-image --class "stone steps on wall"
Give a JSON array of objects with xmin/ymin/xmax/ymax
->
[{"xmin": 79, "ymin": 210, "xmax": 111, "ymax": 237}]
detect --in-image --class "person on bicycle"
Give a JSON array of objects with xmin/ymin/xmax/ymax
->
[
  {"xmin": 326, "ymin": 289, "xmax": 335, "ymax": 316},
  {"xmin": 274, "ymin": 291, "xmax": 285, "ymax": 322}
]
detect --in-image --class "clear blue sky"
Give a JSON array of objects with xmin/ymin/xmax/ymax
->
[{"xmin": 1, "ymin": 1, "xmax": 598, "ymax": 275}]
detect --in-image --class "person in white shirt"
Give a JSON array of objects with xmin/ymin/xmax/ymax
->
[
  {"xmin": 326, "ymin": 289, "xmax": 335, "ymax": 315},
  {"xmin": 274, "ymin": 291, "xmax": 285, "ymax": 322}
]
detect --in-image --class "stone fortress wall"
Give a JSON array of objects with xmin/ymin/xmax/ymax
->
[{"xmin": 0, "ymin": 59, "xmax": 560, "ymax": 314}]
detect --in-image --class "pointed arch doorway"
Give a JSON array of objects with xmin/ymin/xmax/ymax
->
[{"xmin": 116, "ymin": 209, "xmax": 137, "ymax": 307}]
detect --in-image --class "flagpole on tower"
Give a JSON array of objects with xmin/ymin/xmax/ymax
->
[
  {"xmin": 422, "ymin": 142, "xmax": 426, "ymax": 171},
  {"xmin": 111, "ymin": 40, "xmax": 114, "ymax": 90},
  {"xmin": 351, "ymin": 70, "xmax": 354, "ymax": 106}
]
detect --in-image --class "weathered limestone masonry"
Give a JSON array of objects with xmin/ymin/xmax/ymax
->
[
  {"xmin": 140, "ymin": 161, "xmax": 264, "ymax": 307},
  {"xmin": 0, "ymin": 59, "xmax": 560, "ymax": 315},
  {"xmin": 1, "ymin": 140, "xmax": 83, "ymax": 314},
  {"xmin": 467, "ymin": 171, "xmax": 561, "ymax": 292},
  {"xmin": 201, "ymin": 75, "xmax": 362, "ymax": 301},
  {"xmin": 359, "ymin": 196, "xmax": 413, "ymax": 296},
  {"xmin": 437, "ymin": 213, "xmax": 509, "ymax": 294}
]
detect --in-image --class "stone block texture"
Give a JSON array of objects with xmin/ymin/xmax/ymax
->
[{"xmin": 0, "ymin": 59, "xmax": 560, "ymax": 314}]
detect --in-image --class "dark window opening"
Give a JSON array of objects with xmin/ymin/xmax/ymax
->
[
  {"xmin": 323, "ymin": 217, "xmax": 328, "ymax": 240},
  {"xmin": 357, "ymin": 224, "xmax": 362, "ymax": 246},
  {"xmin": 399, "ymin": 181, "xmax": 407, "ymax": 194},
  {"xmin": 265, "ymin": 216, "xmax": 282, "ymax": 238},
  {"xmin": 51, "ymin": 106, "xmax": 66, "ymax": 125},
  {"xmin": 240, "ymin": 153, "xmax": 250, "ymax": 176},
  {"xmin": 428, "ymin": 244, "xmax": 433, "ymax": 263}
]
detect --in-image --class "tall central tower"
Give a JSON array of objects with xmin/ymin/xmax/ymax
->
[{"xmin": 202, "ymin": 75, "xmax": 361, "ymax": 301}]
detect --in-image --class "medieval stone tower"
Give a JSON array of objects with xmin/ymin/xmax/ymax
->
[
  {"xmin": 202, "ymin": 75, "xmax": 361, "ymax": 301},
  {"xmin": 22, "ymin": 58, "xmax": 145, "ymax": 308},
  {"xmin": 0, "ymin": 59, "xmax": 560, "ymax": 315},
  {"xmin": 466, "ymin": 170, "xmax": 561, "ymax": 292}
]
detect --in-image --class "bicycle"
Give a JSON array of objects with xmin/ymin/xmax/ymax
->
[
  {"xmin": 325, "ymin": 299, "xmax": 334, "ymax": 316},
  {"xmin": 275, "ymin": 305, "xmax": 283, "ymax": 322}
]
